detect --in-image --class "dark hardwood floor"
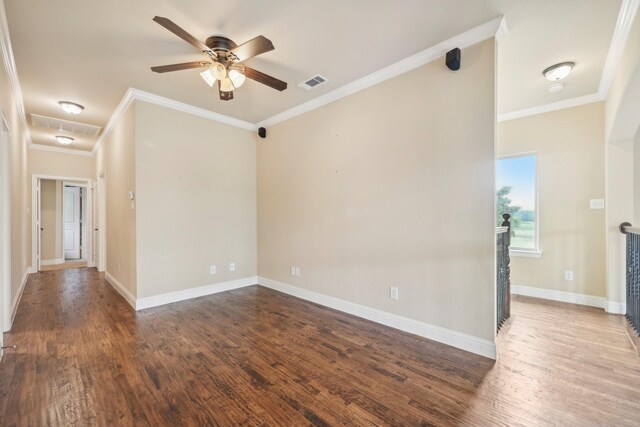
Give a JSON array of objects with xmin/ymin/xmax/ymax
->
[{"xmin": 1, "ymin": 268, "xmax": 640, "ymax": 426}]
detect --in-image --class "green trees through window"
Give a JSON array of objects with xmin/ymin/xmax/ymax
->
[{"xmin": 497, "ymin": 155, "xmax": 537, "ymax": 250}]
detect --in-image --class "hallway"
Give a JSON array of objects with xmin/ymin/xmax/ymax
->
[{"xmin": 1, "ymin": 268, "xmax": 639, "ymax": 426}]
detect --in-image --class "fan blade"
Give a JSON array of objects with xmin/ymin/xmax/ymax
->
[
  {"xmin": 151, "ymin": 61, "xmax": 209, "ymax": 73},
  {"xmin": 230, "ymin": 36, "xmax": 274, "ymax": 62},
  {"xmin": 244, "ymin": 66, "xmax": 287, "ymax": 91},
  {"xmin": 153, "ymin": 16, "xmax": 210, "ymax": 53}
]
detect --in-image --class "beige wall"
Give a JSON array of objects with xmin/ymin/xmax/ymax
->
[
  {"xmin": 135, "ymin": 101, "xmax": 257, "ymax": 298},
  {"xmin": 636, "ymin": 129, "xmax": 640, "ymax": 225},
  {"xmin": 28, "ymin": 149, "xmax": 94, "ymax": 179},
  {"xmin": 258, "ymin": 39, "xmax": 496, "ymax": 341},
  {"xmin": 498, "ymin": 103, "xmax": 606, "ymax": 297},
  {"xmin": 95, "ymin": 103, "xmax": 137, "ymax": 296}
]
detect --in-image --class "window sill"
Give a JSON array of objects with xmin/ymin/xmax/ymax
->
[{"xmin": 510, "ymin": 249, "xmax": 543, "ymax": 259}]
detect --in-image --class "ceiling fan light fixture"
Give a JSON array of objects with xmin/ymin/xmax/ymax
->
[
  {"xmin": 58, "ymin": 101, "xmax": 84, "ymax": 115},
  {"xmin": 55, "ymin": 135, "xmax": 74, "ymax": 145},
  {"xmin": 229, "ymin": 67, "xmax": 246, "ymax": 88},
  {"xmin": 210, "ymin": 62, "xmax": 227, "ymax": 80},
  {"xmin": 543, "ymin": 62, "xmax": 575, "ymax": 81},
  {"xmin": 200, "ymin": 69, "xmax": 216, "ymax": 87}
]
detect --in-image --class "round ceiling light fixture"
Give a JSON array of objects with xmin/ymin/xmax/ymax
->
[
  {"xmin": 543, "ymin": 62, "xmax": 575, "ymax": 81},
  {"xmin": 58, "ymin": 101, "xmax": 85, "ymax": 115},
  {"xmin": 55, "ymin": 135, "xmax": 74, "ymax": 145}
]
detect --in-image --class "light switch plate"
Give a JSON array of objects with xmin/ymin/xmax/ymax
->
[{"xmin": 589, "ymin": 199, "xmax": 605, "ymax": 209}]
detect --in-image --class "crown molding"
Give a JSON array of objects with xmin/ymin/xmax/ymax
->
[
  {"xmin": 495, "ymin": 17, "xmax": 509, "ymax": 43},
  {"xmin": 91, "ymin": 88, "xmax": 135, "ymax": 153},
  {"xmin": 497, "ymin": 92, "xmax": 603, "ymax": 122},
  {"xmin": 92, "ymin": 88, "xmax": 257, "ymax": 154},
  {"xmin": 257, "ymin": 16, "xmax": 505, "ymax": 128},
  {"xmin": 28, "ymin": 142, "xmax": 94, "ymax": 157},
  {"xmin": 499, "ymin": 0, "xmax": 639, "ymax": 123},
  {"xmin": 598, "ymin": 0, "xmax": 639, "ymax": 98},
  {"xmin": 0, "ymin": 0, "xmax": 31, "ymax": 145},
  {"xmin": 130, "ymin": 88, "xmax": 257, "ymax": 131}
]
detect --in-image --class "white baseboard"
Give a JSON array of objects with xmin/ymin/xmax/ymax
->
[
  {"xmin": 40, "ymin": 258, "xmax": 64, "ymax": 266},
  {"xmin": 511, "ymin": 285, "xmax": 607, "ymax": 309},
  {"xmin": 606, "ymin": 301, "xmax": 625, "ymax": 314},
  {"xmin": 135, "ymin": 276, "xmax": 258, "ymax": 310},
  {"xmin": 258, "ymin": 276, "xmax": 496, "ymax": 360},
  {"xmin": 10, "ymin": 269, "xmax": 30, "ymax": 327},
  {"xmin": 105, "ymin": 271, "xmax": 137, "ymax": 309}
]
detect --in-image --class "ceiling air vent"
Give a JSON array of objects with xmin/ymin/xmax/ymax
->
[
  {"xmin": 30, "ymin": 113, "xmax": 102, "ymax": 137},
  {"xmin": 298, "ymin": 74, "xmax": 329, "ymax": 91}
]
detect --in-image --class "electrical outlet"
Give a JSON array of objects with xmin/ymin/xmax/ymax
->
[
  {"xmin": 589, "ymin": 199, "xmax": 605, "ymax": 209},
  {"xmin": 390, "ymin": 286, "xmax": 399, "ymax": 300},
  {"xmin": 564, "ymin": 271, "xmax": 574, "ymax": 281},
  {"xmin": 295, "ymin": 267, "xmax": 301, "ymax": 277},
  {"xmin": 291, "ymin": 266, "xmax": 301, "ymax": 277},
  {"xmin": 229, "ymin": 263, "xmax": 236, "ymax": 272},
  {"xmin": 291, "ymin": 266, "xmax": 296, "ymax": 276},
  {"xmin": 210, "ymin": 265, "xmax": 216, "ymax": 275}
]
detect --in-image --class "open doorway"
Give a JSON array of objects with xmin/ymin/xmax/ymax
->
[{"xmin": 32, "ymin": 176, "xmax": 93, "ymax": 272}]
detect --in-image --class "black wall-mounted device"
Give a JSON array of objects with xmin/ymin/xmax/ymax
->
[{"xmin": 446, "ymin": 48, "xmax": 461, "ymax": 71}]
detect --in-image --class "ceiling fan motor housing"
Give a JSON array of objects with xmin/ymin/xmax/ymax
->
[{"xmin": 206, "ymin": 36, "xmax": 238, "ymax": 62}]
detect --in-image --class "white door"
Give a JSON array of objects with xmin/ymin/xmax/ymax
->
[{"xmin": 64, "ymin": 186, "xmax": 81, "ymax": 260}]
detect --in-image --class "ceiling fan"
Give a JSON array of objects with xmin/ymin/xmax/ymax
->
[{"xmin": 150, "ymin": 16, "xmax": 287, "ymax": 101}]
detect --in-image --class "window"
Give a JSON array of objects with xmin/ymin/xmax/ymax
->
[{"xmin": 497, "ymin": 154, "xmax": 537, "ymax": 251}]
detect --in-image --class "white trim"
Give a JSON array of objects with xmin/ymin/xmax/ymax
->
[
  {"xmin": 130, "ymin": 88, "xmax": 257, "ymax": 132},
  {"xmin": 497, "ymin": 93, "xmax": 602, "ymax": 122},
  {"xmin": 606, "ymin": 300, "xmax": 626, "ymax": 314},
  {"xmin": 10, "ymin": 269, "xmax": 29, "ymax": 327},
  {"xmin": 105, "ymin": 271, "xmax": 136, "ymax": 309},
  {"xmin": 0, "ymin": 112, "xmax": 10, "ymax": 332},
  {"xmin": 135, "ymin": 276, "xmax": 258, "ymax": 310},
  {"xmin": 92, "ymin": 89, "xmax": 135, "ymax": 154},
  {"xmin": 258, "ymin": 17, "xmax": 504, "ymax": 128},
  {"xmin": 40, "ymin": 258, "xmax": 64, "ymax": 266},
  {"xmin": 28, "ymin": 143, "xmax": 94, "ymax": 157},
  {"xmin": 510, "ymin": 249, "xmax": 543, "ymax": 259},
  {"xmin": 598, "ymin": 0, "xmax": 640, "ymax": 98},
  {"xmin": 495, "ymin": 17, "xmax": 509, "ymax": 43},
  {"xmin": 0, "ymin": 0, "xmax": 31, "ymax": 146},
  {"xmin": 511, "ymin": 285, "xmax": 606, "ymax": 309},
  {"xmin": 258, "ymin": 277, "xmax": 496, "ymax": 359}
]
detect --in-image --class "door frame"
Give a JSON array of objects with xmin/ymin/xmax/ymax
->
[
  {"xmin": 0, "ymin": 113, "xmax": 10, "ymax": 332},
  {"xmin": 96, "ymin": 170, "xmax": 106, "ymax": 272},
  {"xmin": 31, "ymin": 174, "xmax": 94, "ymax": 272}
]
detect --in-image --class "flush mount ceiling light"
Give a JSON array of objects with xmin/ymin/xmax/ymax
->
[
  {"xmin": 58, "ymin": 101, "xmax": 84, "ymax": 115},
  {"xmin": 55, "ymin": 135, "xmax": 74, "ymax": 145},
  {"xmin": 543, "ymin": 62, "xmax": 575, "ymax": 81}
]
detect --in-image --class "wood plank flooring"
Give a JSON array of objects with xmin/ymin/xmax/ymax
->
[{"xmin": 1, "ymin": 268, "xmax": 639, "ymax": 426}]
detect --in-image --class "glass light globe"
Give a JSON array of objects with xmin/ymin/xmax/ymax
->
[
  {"xmin": 210, "ymin": 62, "xmax": 227, "ymax": 80},
  {"xmin": 220, "ymin": 77, "xmax": 234, "ymax": 92},
  {"xmin": 229, "ymin": 68, "xmax": 246, "ymax": 88}
]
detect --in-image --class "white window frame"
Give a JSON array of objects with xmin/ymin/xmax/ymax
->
[{"xmin": 497, "ymin": 152, "xmax": 541, "ymax": 258}]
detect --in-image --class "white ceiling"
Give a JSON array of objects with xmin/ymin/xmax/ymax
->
[{"xmin": 4, "ymin": 0, "xmax": 622, "ymax": 151}]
